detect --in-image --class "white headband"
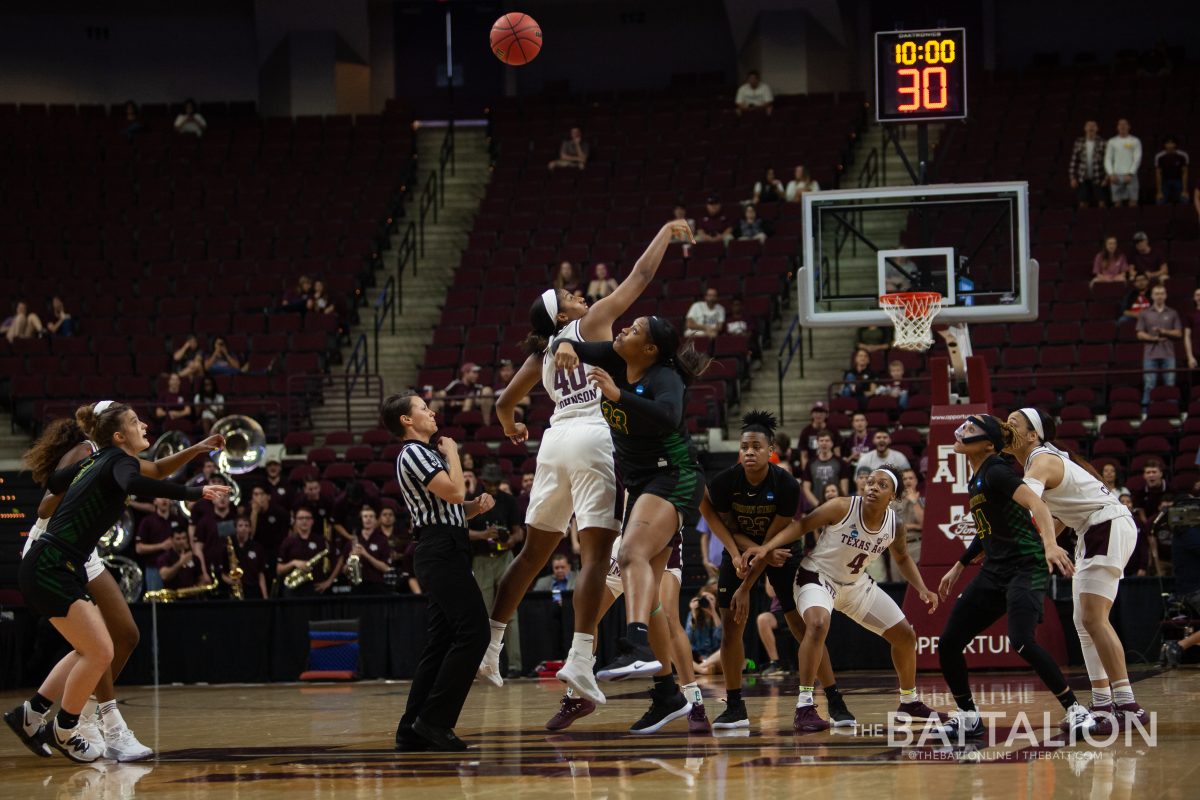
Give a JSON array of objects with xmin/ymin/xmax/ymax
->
[
  {"xmin": 540, "ymin": 289, "xmax": 558, "ymax": 321},
  {"xmin": 874, "ymin": 468, "xmax": 898, "ymax": 493},
  {"xmin": 93, "ymin": 400, "xmax": 116, "ymax": 415},
  {"xmin": 1018, "ymin": 408, "xmax": 1045, "ymax": 441}
]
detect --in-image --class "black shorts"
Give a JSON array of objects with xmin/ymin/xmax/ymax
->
[
  {"xmin": 717, "ymin": 547, "xmax": 803, "ymax": 613},
  {"xmin": 960, "ymin": 566, "xmax": 1046, "ymax": 626},
  {"xmin": 19, "ymin": 539, "xmax": 92, "ymax": 618},
  {"xmin": 623, "ymin": 468, "xmax": 704, "ymax": 530}
]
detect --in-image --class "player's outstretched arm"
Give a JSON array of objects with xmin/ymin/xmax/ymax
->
[{"xmin": 496, "ymin": 354, "xmax": 542, "ymax": 442}]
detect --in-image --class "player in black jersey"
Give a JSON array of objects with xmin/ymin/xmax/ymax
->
[
  {"xmin": 935, "ymin": 414, "xmax": 1099, "ymax": 740},
  {"xmin": 701, "ymin": 411, "xmax": 856, "ymax": 729},
  {"xmin": 13, "ymin": 402, "xmax": 227, "ymax": 762},
  {"xmin": 552, "ymin": 315, "xmax": 709, "ymax": 733}
]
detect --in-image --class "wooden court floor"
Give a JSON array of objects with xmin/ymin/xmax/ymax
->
[{"xmin": 2, "ymin": 667, "xmax": 1198, "ymax": 799}]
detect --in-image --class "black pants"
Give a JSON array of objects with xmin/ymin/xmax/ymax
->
[
  {"xmin": 400, "ymin": 526, "xmax": 490, "ymax": 730},
  {"xmin": 939, "ymin": 567, "xmax": 1068, "ymax": 701}
]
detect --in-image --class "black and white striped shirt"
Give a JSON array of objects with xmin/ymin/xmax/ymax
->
[{"xmin": 396, "ymin": 440, "xmax": 466, "ymax": 529}]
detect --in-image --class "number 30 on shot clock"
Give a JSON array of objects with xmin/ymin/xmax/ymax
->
[{"xmin": 875, "ymin": 28, "xmax": 967, "ymax": 123}]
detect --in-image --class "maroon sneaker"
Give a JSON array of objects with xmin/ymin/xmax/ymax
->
[
  {"xmin": 545, "ymin": 696, "xmax": 597, "ymax": 731},
  {"xmin": 793, "ymin": 704, "xmax": 830, "ymax": 732},
  {"xmin": 687, "ymin": 702, "xmax": 711, "ymax": 734},
  {"xmin": 894, "ymin": 700, "xmax": 948, "ymax": 724},
  {"xmin": 1059, "ymin": 703, "xmax": 1114, "ymax": 734},
  {"xmin": 1115, "ymin": 703, "xmax": 1148, "ymax": 730}
]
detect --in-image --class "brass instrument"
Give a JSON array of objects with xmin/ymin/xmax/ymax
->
[
  {"xmin": 284, "ymin": 548, "xmax": 329, "ymax": 590},
  {"xmin": 98, "ymin": 511, "xmax": 133, "ymax": 557},
  {"xmin": 143, "ymin": 573, "xmax": 219, "ymax": 603},
  {"xmin": 103, "ymin": 555, "xmax": 144, "ymax": 602},
  {"xmin": 150, "ymin": 430, "xmax": 192, "ymax": 481},
  {"xmin": 346, "ymin": 553, "xmax": 363, "ymax": 586},
  {"xmin": 225, "ymin": 537, "xmax": 244, "ymax": 600},
  {"xmin": 211, "ymin": 415, "xmax": 267, "ymax": 475}
]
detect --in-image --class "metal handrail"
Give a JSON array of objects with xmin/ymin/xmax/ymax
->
[
  {"xmin": 439, "ymin": 119, "xmax": 456, "ymax": 184},
  {"xmin": 776, "ymin": 314, "xmax": 804, "ymax": 425},
  {"xmin": 372, "ymin": 276, "xmax": 396, "ymax": 375},
  {"xmin": 418, "ymin": 169, "xmax": 438, "ymax": 257},
  {"xmin": 286, "ymin": 371, "xmax": 384, "ymax": 434}
]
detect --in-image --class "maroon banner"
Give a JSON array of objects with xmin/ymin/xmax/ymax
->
[{"xmin": 903, "ymin": 404, "xmax": 1067, "ymax": 668}]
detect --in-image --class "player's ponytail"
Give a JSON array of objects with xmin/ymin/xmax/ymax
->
[
  {"xmin": 523, "ymin": 289, "xmax": 565, "ymax": 356},
  {"xmin": 78, "ymin": 401, "xmax": 131, "ymax": 448},
  {"xmin": 647, "ymin": 315, "xmax": 711, "ymax": 386},
  {"xmin": 24, "ymin": 416, "xmax": 86, "ymax": 486}
]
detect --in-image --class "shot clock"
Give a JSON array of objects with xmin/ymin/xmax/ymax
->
[{"xmin": 875, "ymin": 28, "xmax": 967, "ymax": 123}]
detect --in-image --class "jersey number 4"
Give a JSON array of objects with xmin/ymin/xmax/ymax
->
[
  {"xmin": 845, "ymin": 552, "xmax": 869, "ymax": 575},
  {"xmin": 554, "ymin": 365, "xmax": 588, "ymax": 395}
]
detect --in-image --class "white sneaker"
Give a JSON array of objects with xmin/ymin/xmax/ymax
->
[
  {"xmin": 78, "ymin": 712, "xmax": 107, "ymax": 759},
  {"xmin": 103, "ymin": 726, "xmax": 153, "ymax": 762},
  {"xmin": 51, "ymin": 721, "xmax": 103, "ymax": 763},
  {"xmin": 557, "ymin": 655, "xmax": 606, "ymax": 705},
  {"xmin": 1062, "ymin": 703, "xmax": 1097, "ymax": 736},
  {"xmin": 477, "ymin": 648, "xmax": 504, "ymax": 687}
]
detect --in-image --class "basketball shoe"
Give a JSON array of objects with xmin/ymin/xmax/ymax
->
[
  {"xmin": 828, "ymin": 696, "xmax": 857, "ymax": 728},
  {"xmin": 937, "ymin": 709, "xmax": 987, "ymax": 741},
  {"xmin": 596, "ymin": 638, "xmax": 661, "ymax": 681},
  {"xmin": 894, "ymin": 699, "xmax": 948, "ymax": 724},
  {"xmin": 792, "ymin": 704, "xmax": 830, "ymax": 732},
  {"xmin": 3, "ymin": 702, "xmax": 52, "ymax": 757},
  {"xmin": 1115, "ymin": 702, "xmax": 1149, "ymax": 730},
  {"xmin": 687, "ymin": 702, "xmax": 712, "ymax": 734},
  {"xmin": 477, "ymin": 645, "xmax": 505, "ymax": 687},
  {"xmin": 556, "ymin": 653, "xmax": 606, "ymax": 704},
  {"xmin": 1058, "ymin": 703, "xmax": 1113, "ymax": 736},
  {"xmin": 711, "ymin": 698, "xmax": 750, "ymax": 729},
  {"xmin": 50, "ymin": 720, "xmax": 103, "ymax": 763},
  {"xmin": 545, "ymin": 696, "xmax": 597, "ymax": 731},
  {"xmin": 630, "ymin": 691, "xmax": 691, "ymax": 735}
]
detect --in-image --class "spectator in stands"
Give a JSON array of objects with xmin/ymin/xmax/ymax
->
[
  {"xmin": 172, "ymin": 333, "xmax": 201, "ymax": 373},
  {"xmin": 1, "ymin": 300, "xmax": 44, "ymax": 342},
  {"xmin": 122, "ymin": 100, "xmax": 144, "ymax": 141},
  {"xmin": 669, "ymin": 205, "xmax": 696, "ymax": 243},
  {"xmin": 187, "ymin": 456, "xmax": 218, "ymax": 489},
  {"xmin": 45, "ymin": 296, "xmax": 75, "ymax": 337},
  {"xmin": 277, "ymin": 509, "xmax": 338, "ymax": 596},
  {"xmin": 858, "ymin": 430, "xmax": 912, "ymax": 472},
  {"xmin": 293, "ymin": 476, "xmax": 336, "ymax": 541},
  {"xmin": 553, "ymin": 260, "xmax": 580, "ymax": 295},
  {"xmin": 190, "ymin": 483, "xmax": 236, "ymax": 568},
  {"xmin": 261, "ymin": 458, "xmax": 290, "ymax": 508},
  {"xmin": 687, "ymin": 589, "xmax": 723, "ymax": 673},
  {"xmin": 1069, "ymin": 120, "xmax": 1108, "ymax": 208},
  {"xmin": 1100, "ymin": 463, "xmax": 1128, "ymax": 497},
  {"xmin": 494, "ymin": 358, "xmax": 529, "ymax": 421},
  {"xmin": 772, "ymin": 431, "xmax": 799, "ymax": 475},
  {"xmin": 785, "ymin": 165, "xmax": 820, "ymax": 202},
  {"xmin": 249, "ymin": 484, "xmax": 289, "ymax": 563},
  {"xmin": 1136, "ymin": 284, "xmax": 1182, "ymax": 405},
  {"xmin": 876, "ymin": 360, "xmax": 910, "ymax": 408},
  {"xmin": 736, "ymin": 204, "xmax": 768, "ymax": 243},
  {"xmin": 281, "ymin": 275, "xmax": 313, "ymax": 313},
  {"xmin": 307, "ymin": 279, "xmax": 337, "ymax": 316},
  {"xmin": 434, "ymin": 362, "xmax": 496, "ymax": 424},
  {"xmin": 547, "ymin": 126, "xmax": 588, "ymax": 171},
  {"xmin": 841, "ymin": 412, "xmax": 873, "ymax": 466},
  {"xmin": 533, "ymin": 554, "xmax": 576, "ymax": 604},
  {"xmin": 193, "ymin": 375, "xmax": 226, "ymax": 435},
  {"xmin": 756, "ymin": 583, "xmax": 788, "ymax": 676},
  {"xmin": 724, "ymin": 297, "xmax": 762, "ymax": 364},
  {"xmin": 380, "ymin": 499, "xmax": 420, "ymax": 594},
  {"xmin": 1185, "ymin": 286, "xmax": 1200, "ymax": 370},
  {"xmin": 1131, "ymin": 231, "xmax": 1169, "ymax": 283},
  {"xmin": 853, "ymin": 466, "xmax": 871, "ymax": 497},
  {"xmin": 752, "ymin": 167, "xmax": 785, "ymax": 204},
  {"xmin": 516, "ymin": 471, "xmax": 534, "ymax": 520},
  {"xmin": 735, "ymin": 70, "xmax": 774, "ymax": 115},
  {"xmin": 469, "ymin": 463, "xmax": 524, "ymax": 677},
  {"xmin": 855, "ymin": 324, "xmax": 893, "ymax": 354},
  {"xmin": 685, "ymin": 287, "xmax": 726, "ymax": 339},
  {"xmin": 840, "ymin": 348, "xmax": 877, "ymax": 399},
  {"xmin": 159, "ymin": 529, "xmax": 208, "ymax": 590},
  {"xmin": 173, "ymin": 98, "xmax": 207, "ymax": 138},
  {"xmin": 1132, "ymin": 458, "xmax": 1168, "ymax": 528},
  {"xmin": 800, "ymin": 433, "xmax": 850, "ymax": 508},
  {"xmin": 1105, "ymin": 118, "xmax": 1142, "ymax": 207},
  {"xmin": 586, "ymin": 263, "xmax": 618, "ymax": 304},
  {"xmin": 348, "ymin": 505, "xmax": 392, "ymax": 595},
  {"xmin": 898, "ymin": 469, "xmax": 924, "ymax": 566},
  {"xmin": 205, "ymin": 336, "xmax": 245, "ymax": 376},
  {"xmin": 797, "ymin": 401, "xmax": 840, "ymax": 470},
  {"xmin": 1091, "ymin": 234, "xmax": 1131, "ymax": 287},
  {"xmin": 1155, "ymin": 136, "xmax": 1189, "ymax": 204},
  {"xmin": 218, "ymin": 515, "xmax": 268, "ymax": 598},
  {"xmin": 696, "ymin": 195, "xmax": 733, "ymax": 244},
  {"xmin": 135, "ymin": 498, "xmax": 186, "ymax": 593},
  {"xmin": 155, "ymin": 373, "xmax": 193, "ymax": 424},
  {"xmin": 1120, "ymin": 272, "xmax": 1153, "ymax": 324}
]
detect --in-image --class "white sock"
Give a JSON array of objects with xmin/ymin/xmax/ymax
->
[
  {"xmin": 899, "ymin": 688, "xmax": 918, "ymax": 705},
  {"xmin": 488, "ymin": 620, "xmax": 507, "ymax": 652},
  {"xmin": 1111, "ymin": 679, "xmax": 1134, "ymax": 705},
  {"xmin": 570, "ymin": 632, "xmax": 595, "ymax": 657},
  {"xmin": 81, "ymin": 696, "xmax": 98, "ymax": 720},
  {"xmin": 565, "ymin": 685, "xmax": 576, "ymax": 699},
  {"xmin": 1091, "ymin": 685, "xmax": 1113, "ymax": 708},
  {"xmin": 97, "ymin": 700, "xmax": 127, "ymax": 732},
  {"xmin": 796, "ymin": 686, "xmax": 814, "ymax": 708},
  {"xmin": 682, "ymin": 681, "xmax": 702, "ymax": 705}
]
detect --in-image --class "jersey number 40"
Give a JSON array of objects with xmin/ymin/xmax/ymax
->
[{"xmin": 554, "ymin": 365, "xmax": 588, "ymax": 395}]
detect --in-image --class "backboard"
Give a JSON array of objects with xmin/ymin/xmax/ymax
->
[{"xmin": 797, "ymin": 181, "xmax": 1037, "ymax": 327}]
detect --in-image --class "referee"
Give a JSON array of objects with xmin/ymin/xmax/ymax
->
[{"xmin": 382, "ymin": 393, "xmax": 494, "ymax": 752}]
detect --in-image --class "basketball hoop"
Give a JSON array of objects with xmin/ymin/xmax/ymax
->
[{"xmin": 879, "ymin": 292, "xmax": 943, "ymax": 351}]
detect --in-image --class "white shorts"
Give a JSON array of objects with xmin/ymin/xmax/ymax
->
[
  {"xmin": 794, "ymin": 572, "xmax": 906, "ymax": 636},
  {"xmin": 23, "ymin": 518, "xmax": 107, "ymax": 583},
  {"xmin": 525, "ymin": 422, "xmax": 621, "ymax": 533},
  {"xmin": 1075, "ymin": 514, "xmax": 1137, "ymax": 574}
]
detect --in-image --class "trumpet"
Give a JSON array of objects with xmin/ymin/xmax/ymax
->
[
  {"xmin": 225, "ymin": 537, "xmax": 244, "ymax": 600},
  {"xmin": 284, "ymin": 548, "xmax": 329, "ymax": 590},
  {"xmin": 144, "ymin": 573, "xmax": 220, "ymax": 603}
]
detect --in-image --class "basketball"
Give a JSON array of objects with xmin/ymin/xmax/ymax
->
[{"xmin": 490, "ymin": 12, "xmax": 542, "ymax": 66}]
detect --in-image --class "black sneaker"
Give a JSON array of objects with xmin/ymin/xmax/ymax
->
[
  {"xmin": 937, "ymin": 711, "xmax": 986, "ymax": 741},
  {"xmin": 827, "ymin": 696, "xmax": 857, "ymax": 729},
  {"xmin": 630, "ymin": 691, "xmax": 692, "ymax": 734},
  {"xmin": 596, "ymin": 638, "xmax": 661, "ymax": 681},
  {"xmin": 4, "ymin": 703, "xmax": 52, "ymax": 758},
  {"xmin": 711, "ymin": 698, "xmax": 750, "ymax": 729},
  {"xmin": 759, "ymin": 661, "xmax": 785, "ymax": 677}
]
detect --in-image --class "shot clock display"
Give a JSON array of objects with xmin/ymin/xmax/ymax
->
[{"xmin": 875, "ymin": 28, "xmax": 966, "ymax": 123}]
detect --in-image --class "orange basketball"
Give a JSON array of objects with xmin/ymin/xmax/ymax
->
[{"xmin": 490, "ymin": 12, "xmax": 542, "ymax": 66}]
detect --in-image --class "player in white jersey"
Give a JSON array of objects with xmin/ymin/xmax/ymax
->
[
  {"xmin": 477, "ymin": 219, "xmax": 695, "ymax": 702},
  {"xmin": 1007, "ymin": 408, "xmax": 1147, "ymax": 727},
  {"xmin": 740, "ymin": 467, "xmax": 942, "ymax": 731}
]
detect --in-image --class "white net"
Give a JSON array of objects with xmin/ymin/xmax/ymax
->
[{"xmin": 879, "ymin": 292, "xmax": 943, "ymax": 351}]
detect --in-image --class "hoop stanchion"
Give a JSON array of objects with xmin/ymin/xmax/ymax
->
[{"xmin": 879, "ymin": 291, "xmax": 943, "ymax": 351}]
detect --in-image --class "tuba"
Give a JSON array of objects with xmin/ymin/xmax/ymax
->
[
  {"xmin": 284, "ymin": 547, "xmax": 329, "ymax": 590},
  {"xmin": 225, "ymin": 537, "xmax": 245, "ymax": 600},
  {"xmin": 104, "ymin": 556, "xmax": 144, "ymax": 602},
  {"xmin": 150, "ymin": 430, "xmax": 192, "ymax": 481},
  {"xmin": 98, "ymin": 510, "xmax": 134, "ymax": 558},
  {"xmin": 211, "ymin": 415, "xmax": 267, "ymax": 475},
  {"xmin": 143, "ymin": 573, "xmax": 219, "ymax": 603}
]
